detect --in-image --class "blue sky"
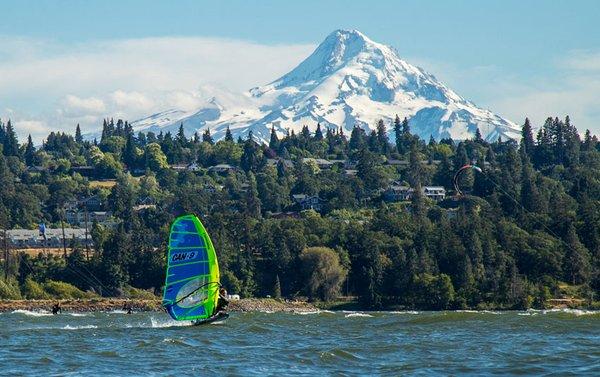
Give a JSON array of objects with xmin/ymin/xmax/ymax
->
[{"xmin": 1, "ymin": 0, "xmax": 599, "ymax": 140}]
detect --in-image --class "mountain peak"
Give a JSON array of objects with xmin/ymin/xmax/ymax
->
[
  {"xmin": 324, "ymin": 29, "xmax": 372, "ymax": 46},
  {"xmin": 132, "ymin": 29, "xmax": 520, "ymax": 143},
  {"xmin": 260, "ymin": 29, "xmax": 382, "ymax": 91}
]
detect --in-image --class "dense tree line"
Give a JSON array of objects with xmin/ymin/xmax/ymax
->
[{"xmin": 0, "ymin": 115, "xmax": 599, "ymax": 309}]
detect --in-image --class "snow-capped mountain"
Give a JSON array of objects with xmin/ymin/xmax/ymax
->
[{"xmin": 131, "ymin": 29, "xmax": 520, "ymax": 142}]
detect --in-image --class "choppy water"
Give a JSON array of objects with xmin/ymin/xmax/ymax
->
[{"xmin": 1, "ymin": 309, "xmax": 599, "ymax": 376}]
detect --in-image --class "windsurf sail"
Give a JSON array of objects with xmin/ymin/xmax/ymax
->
[{"xmin": 162, "ymin": 214, "xmax": 220, "ymax": 321}]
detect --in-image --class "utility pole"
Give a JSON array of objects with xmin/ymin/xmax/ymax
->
[
  {"xmin": 3, "ymin": 229, "xmax": 8, "ymax": 280},
  {"xmin": 61, "ymin": 217, "xmax": 67, "ymax": 258},
  {"xmin": 84, "ymin": 205, "xmax": 90, "ymax": 261}
]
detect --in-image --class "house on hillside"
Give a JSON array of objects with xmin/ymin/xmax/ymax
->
[
  {"xmin": 383, "ymin": 185, "xmax": 446, "ymax": 202},
  {"xmin": 66, "ymin": 195, "xmax": 104, "ymax": 212},
  {"xmin": 65, "ymin": 210, "xmax": 111, "ymax": 226},
  {"xmin": 208, "ymin": 164, "xmax": 237, "ymax": 174},
  {"xmin": 292, "ymin": 194, "xmax": 325, "ymax": 212},
  {"xmin": 170, "ymin": 164, "xmax": 188, "ymax": 172},
  {"xmin": 266, "ymin": 158, "xmax": 294, "ymax": 169},
  {"xmin": 71, "ymin": 165, "xmax": 95, "ymax": 177},
  {"xmin": 7, "ymin": 228, "xmax": 93, "ymax": 249},
  {"xmin": 383, "ymin": 185, "xmax": 413, "ymax": 202},
  {"xmin": 302, "ymin": 158, "xmax": 333, "ymax": 169},
  {"xmin": 422, "ymin": 186, "xmax": 446, "ymax": 202}
]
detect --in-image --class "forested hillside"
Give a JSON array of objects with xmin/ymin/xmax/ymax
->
[{"xmin": 0, "ymin": 115, "xmax": 598, "ymax": 309}]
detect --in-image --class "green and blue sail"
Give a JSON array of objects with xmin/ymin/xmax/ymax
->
[{"xmin": 162, "ymin": 215, "xmax": 220, "ymax": 321}]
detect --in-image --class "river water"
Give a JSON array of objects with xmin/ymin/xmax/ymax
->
[{"xmin": 1, "ymin": 309, "xmax": 598, "ymax": 376}]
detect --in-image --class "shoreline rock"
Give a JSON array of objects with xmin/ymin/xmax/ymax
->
[{"xmin": 0, "ymin": 298, "xmax": 317, "ymax": 313}]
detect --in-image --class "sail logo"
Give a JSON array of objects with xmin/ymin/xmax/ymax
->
[{"xmin": 171, "ymin": 251, "xmax": 196, "ymax": 262}]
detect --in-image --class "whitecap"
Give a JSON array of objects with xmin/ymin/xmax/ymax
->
[
  {"xmin": 390, "ymin": 310, "xmax": 420, "ymax": 315},
  {"xmin": 550, "ymin": 308, "xmax": 598, "ymax": 316},
  {"xmin": 150, "ymin": 317, "xmax": 193, "ymax": 328},
  {"xmin": 62, "ymin": 325, "xmax": 98, "ymax": 330},
  {"xmin": 454, "ymin": 310, "xmax": 501, "ymax": 314},
  {"xmin": 345, "ymin": 312, "xmax": 373, "ymax": 318},
  {"xmin": 67, "ymin": 313, "xmax": 89, "ymax": 317},
  {"xmin": 12, "ymin": 309, "xmax": 52, "ymax": 317},
  {"xmin": 294, "ymin": 309, "xmax": 335, "ymax": 315}
]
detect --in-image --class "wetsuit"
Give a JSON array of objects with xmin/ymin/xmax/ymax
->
[{"xmin": 214, "ymin": 294, "xmax": 229, "ymax": 315}]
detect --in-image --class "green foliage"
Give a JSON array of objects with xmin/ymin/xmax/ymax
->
[
  {"xmin": 1, "ymin": 115, "xmax": 599, "ymax": 310},
  {"xmin": 300, "ymin": 247, "xmax": 348, "ymax": 301},
  {"xmin": 43, "ymin": 280, "xmax": 97, "ymax": 299},
  {"xmin": 21, "ymin": 278, "xmax": 50, "ymax": 299},
  {"xmin": 410, "ymin": 273, "xmax": 455, "ymax": 310},
  {"xmin": 122, "ymin": 285, "xmax": 158, "ymax": 299},
  {"xmin": 0, "ymin": 277, "xmax": 22, "ymax": 299}
]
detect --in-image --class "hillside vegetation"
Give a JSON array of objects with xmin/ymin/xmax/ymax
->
[{"xmin": 0, "ymin": 116, "xmax": 598, "ymax": 309}]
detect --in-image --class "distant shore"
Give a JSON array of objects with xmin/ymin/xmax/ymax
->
[
  {"xmin": 0, "ymin": 297, "xmax": 596, "ymax": 313},
  {"xmin": 0, "ymin": 298, "xmax": 317, "ymax": 313}
]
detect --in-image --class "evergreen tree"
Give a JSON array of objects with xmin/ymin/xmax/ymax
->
[
  {"xmin": 177, "ymin": 124, "xmax": 187, "ymax": 146},
  {"xmin": 269, "ymin": 126, "xmax": 280, "ymax": 150},
  {"xmin": 75, "ymin": 124, "xmax": 83, "ymax": 144},
  {"xmin": 3, "ymin": 120, "xmax": 19, "ymax": 157},
  {"xmin": 224, "ymin": 126, "xmax": 234, "ymax": 142},
  {"xmin": 367, "ymin": 130, "xmax": 379, "ymax": 153},
  {"xmin": 393, "ymin": 115, "xmax": 402, "ymax": 152},
  {"xmin": 123, "ymin": 133, "xmax": 137, "ymax": 169},
  {"xmin": 474, "ymin": 127, "xmax": 484, "ymax": 143},
  {"xmin": 563, "ymin": 116, "xmax": 580, "ymax": 169},
  {"xmin": 376, "ymin": 119, "xmax": 388, "ymax": 154},
  {"xmin": 408, "ymin": 142, "xmax": 423, "ymax": 187},
  {"xmin": 349, "ymin": 126, "xmax": 366, "ymax": 151},
  {"xmin": 101, "ymin": 119, "xmax": 109, "ymax": 142},
  {"xmin": 563, "ymin": 223, "xmax": 592, "ymax": 285},
  {"xmin": 521, "ymin": 118, "xmax": 534, "ymax": 156},
  {"xmin": 519, "ymin": 148, "xmax": 542, "ymax": 213},
  {"xmin": 24, "ymin": 134, "xmax": 36, "ymax": 166},
  {"xmin": 314, "ymin": 123, "xmax": 324, "ymax": 141},
  {"xmin": 245, "ymin": 172, "xmax": 261, "ymax": 217},
  {"xmin": 202, "ymin": 128, "xmax": 214, "ymax": 145},
  {"xmin": 399, "ymin": 117, "xmax": 412, "ymax": 154}
]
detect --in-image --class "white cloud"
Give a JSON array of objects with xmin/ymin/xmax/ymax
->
[
  {"xmin": 61, "ymin": 95, "xmax": 106, "ymax": 117},
  {"xmin": 0, "ymin": 36, "xmax": 314, "ymax": 141},
  {"xmin": 110, "ymin": 90, "xmax": 154, "ymax": 112},
  {"xmin": 562, "ymin": 50, "xmax": 600, "ymax": 72},
  {"xmin": 15, "ymin": 120, "xmax": 52, "ymax": 141},
  {"xmin": 410, "ymin": 50, "xmax": 600, "ymax": 134}
]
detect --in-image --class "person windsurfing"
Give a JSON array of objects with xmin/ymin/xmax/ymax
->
[
  {"xmin": 214, "ymin": 287, "xmax": 229, "ymax": 315},
  {"xmin": 162, "ymin": 214, "xmax": 229, "ymax": 325},
  {"xmin": 51, "ymin": 302, "xmax": 61, "ymax": 315}
]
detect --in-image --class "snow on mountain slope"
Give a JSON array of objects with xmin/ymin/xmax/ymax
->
[{"xmin": 131, "ymin": 29, "xmax": 520, "ymax": 142}]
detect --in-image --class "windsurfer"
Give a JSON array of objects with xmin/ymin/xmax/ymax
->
[
  {"xmin": 214, "ymin": 287, "xmax": 229, "ymax": 315},
  {"xmin": 51, "ymin": 302, "xmax": 61, "ymax": 315}
]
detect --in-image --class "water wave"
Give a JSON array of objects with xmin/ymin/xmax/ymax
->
[
  {"xmin": 294, "ymin": 310, "xmax": 328, "ymax": 315},
  {"xmin": 320, "ymin": 348, "xmax": 362, "ymax": 362},
  {"xmin": 149, "ymin": 317, "xmax": 192, "ymax": 328},
  {"xmin": 12, "ymin": 309, "xmax": 52, "ymax": 317},
  {"xmin": 62, "ymin": 325, "xmax": 98, "ymax": 330},
  {"xmin": 527, "ymin": 308, "xmax": 600, "ymax": 317},
  {"xmin": 390, "ymin": 310, "xmax": 420, "ymax": 315},
  {"xmin": 344, "ymin": 312, "xmax": 373, "ymax": 318},
  {"xmin": 66, "ymin": 313, "xmax": 89, "ymax": 317}
]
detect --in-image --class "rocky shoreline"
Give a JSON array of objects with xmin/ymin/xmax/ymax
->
[{"xmin": 0, "ymin": 298, "xmax": 317, "ymax": 313}]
